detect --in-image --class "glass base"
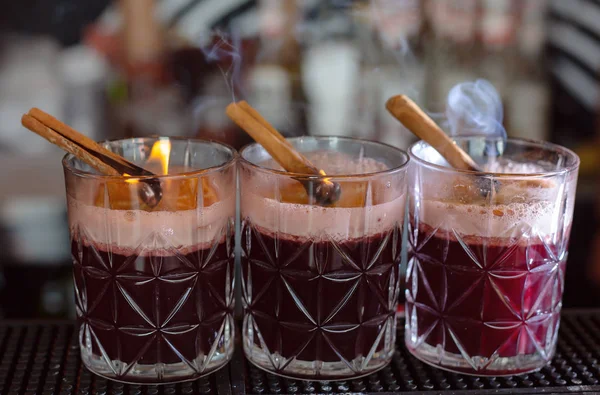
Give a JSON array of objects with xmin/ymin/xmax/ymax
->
[
  {"xmin": 81, "ymin": 348, "xmax": 233, "ymax": 384},
  {"xmin": 243, "ymin": 342, "xmax": 394, "ymax": 381},
  {"xmin": 406, "ymin": 340, "xmax": 554, "ymax": 377}
]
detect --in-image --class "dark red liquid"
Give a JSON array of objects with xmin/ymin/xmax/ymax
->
[
  {"xmin": 242, "ymin": 223, "xmax": 401, "ymax": 365},
  {"xmin": 72, "ymin": 236, "xmax": 234, "ymax": 367},
  {"xmin": 406, "ymin": 222, "xmax": 567, "ymax": 374}
]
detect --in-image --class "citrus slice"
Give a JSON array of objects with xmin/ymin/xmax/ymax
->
[
  {"xmin": 154, "ymin": 178, "xmax": 198, "ymax": 211},
  {"xmin": 278, "ymin": 181, "xmax": 310, "ymax": 205},
  {"xmin": 275, "ymin": 179, "xmax": 372, "ymax": 208},
  {"xmin": 94, "ymin": 176, "xmax": 219, "ymax": 211},
  {"xmin": 333, "ymin": 181, "xmax": 368, "ymax": 207},
  {"xmin": 201, "ymin": 177, "xmax": 220, "ymax": 207}
]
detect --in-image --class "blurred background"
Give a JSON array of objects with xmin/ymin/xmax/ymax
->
[{"xmin": 0, "ymin": 0, "xmax": 598, "ymax": 319}]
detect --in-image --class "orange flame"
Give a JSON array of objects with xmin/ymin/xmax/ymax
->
[
  {"xmin": 124, "ymin": 140, "xmax": 170, "ymax": 184},
  {"xmin": 124, "ymin": 173, "xmax": 139, "ymax": 184},
  {"xmin": 318, "ymin": 169, "xmax": 333, "ymax": 186},
  {"xmin": 148, "ymin": 139, "xmax": 171, "ymax": 175}
]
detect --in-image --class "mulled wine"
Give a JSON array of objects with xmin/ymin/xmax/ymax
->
[
  {"xmin": 64, "ymin": 138, "xmax": 236, "ymax": 384},
  {"xmin": 406, "ymin": 220, "xmax": 567, "ymax": 375},
  {"xmin": 242, "ymin": 225, "xmax": 400, "ymax": 364},
  {"xmin": 240, "ymin": 137, "xmax": 409, "ymax": 380},
  {"xmin": 72, "ymin": 234, "xmax": 233, "ymax": 373},
  {"xmin": 406, "ymin": 138, "xmax": 579, "ymax": 375}
]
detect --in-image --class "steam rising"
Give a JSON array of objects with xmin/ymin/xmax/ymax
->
[
  {"xmin": 198, "ymin": 29, "xmax": 245, "ymax": 101},
  {"xmin": 446, "ymin": 79, "xmax": 506, "ymax": 141}
]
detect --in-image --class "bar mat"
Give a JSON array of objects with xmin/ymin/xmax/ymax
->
[{"xmin": 1, "ymin": 310, "xmax": 600, "ymax": 394}]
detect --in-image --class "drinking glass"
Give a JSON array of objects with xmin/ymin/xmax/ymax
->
[
  {"xmin": 63, "ymin": 137, "xmax": 237, "ymax": 383},
  {"xmin": 240, "ymin": 136, "xmax": 409, "ymax": 380},
  {"xmin": 406, "ymin": 137, "xmax": 580, "ymax": 375}
]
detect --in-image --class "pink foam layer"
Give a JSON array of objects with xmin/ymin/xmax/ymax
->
[
  {"xmin": 418, "ymin": 198, "xmax": 573, "ymax": 240},
  {"xmin": 241, "ymin": 192, "xmax": 406, "ymax": 242},
  {"xmin": 414, "ymin": 220, "xmax": 569, "ymax": 249},
  {"xmin": 74, "ymin": 236, "xmax": 228, "ymax": 257},
  {"xmin": 412, "ymin": 154, "xmax": 576, "ymax": 240},
  {"xmin": 67, "ymin": 196, "xmax": 235, "ymax": 255}
]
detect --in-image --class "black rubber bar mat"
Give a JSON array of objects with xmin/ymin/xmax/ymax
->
[{"xmin": 1, "ymin": 310, "xmax": 600, "ymax": 394}]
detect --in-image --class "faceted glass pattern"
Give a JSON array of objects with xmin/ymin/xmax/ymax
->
[
  {"xmin": 405, "ymin": 220, "xmax": 566, "ymax": 375},
  {"xmin": 239, "ymin": 137, "xmax": 410, "ymax": 380},
  {"xmin": 72, "ymin": 223, "xmax": 235, "ymax": 383},
  {"xmin": 63, "ymin": 138, "xmax": 237, "ymax": 384},
  {"xmin": 405, "ymin": 138, "xmax": 579, "ymax": 376},
  {"xmin": 241, "ymin": 221, "xmax": 402, "ymax": 380}
]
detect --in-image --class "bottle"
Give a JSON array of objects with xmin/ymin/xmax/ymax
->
[
  {"xmin": 59, "ymin": 45, "xmax": 109, "ymax": 143},
  {"xmin": 372, "ymin": 0, "xmax": 425, "ymax": 149},
  {"xmin": 426, "ymin": 0, "xmax": 479, "ymax": 113},
  {"xmin": 301, "ymin": 3, "xmax": 361, "ymax": 137},
  {"xmin": 477, "ymin": 0, "xmax": 518, "ymax": 131},
  {"xmin": 352, "ymin": 2, "xmax": 381, "ymax": 141},
  {"xmin": 507, "ymin": 0, "xmax": 549, "ymax": 141},
  {"xmin": 247, "ymin": 0, "xmax": 300, "ymax": 136},
  {"xmin": 108, "ymin": 0, "xmax": 192, "ymax": 139}
]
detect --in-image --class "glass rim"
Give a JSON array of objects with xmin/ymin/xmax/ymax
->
[
  {"xmin": 409, "ymin": 136, "xmax": 580, "ymax": 178},
  {"xmin": 62, "ymin": 136, "xmax": 238, "ymax": 181},
  {"xmin": 239, "ymin": 136, "xmax": 410, "ymax": 179}
]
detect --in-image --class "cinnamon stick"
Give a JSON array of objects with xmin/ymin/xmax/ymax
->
[
  {"xmin": 226, "ymin": 101, "xmax": 341, "ymax": 205},
  {"xmin": 226, "ymin": 101, "xmax": 320, "ymax": 175},
  {"xmin": 22, "ymin": 108, "xmax": 163, "ymax": 207},
  {"xmin": 27, "ymin": 108, "xmax": 152, "ymax": 176},
  {"xmin": 386, "ymin": 95, "xmax": 554, "ymax": 190},
  {"xmin": 237, "ymin": 101, "xmax": 295, "ymax": 149},
  {"xmin": 22, "ymin": 114, "xmax": 120, "ymax": 176},
  {"xmin": 386, "ymin": 95, "xmax": 480, "ymax": 171}
]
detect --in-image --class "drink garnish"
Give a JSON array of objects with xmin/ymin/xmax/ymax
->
[
  {"xmin": 385, "ymin": 95, "xmax": 553, "ymax": 195},
  {"xmin": 226, "ymin": 100, "xmax": 341, "ymax": 206},
  {"xmin": 21, "ymin": 108, "xmax": 163, "ymax": 208}
]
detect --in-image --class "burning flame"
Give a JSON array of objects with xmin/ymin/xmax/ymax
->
[
  {"xmin": 123, "ymin": 140, "xmax": 171, "ymax": 184},
  {"xmin": 124, "ymin": 173, "xmax": 139, "ymax": 185},
  {"xmin": 148, "ymin": 139, "xmax": 172, "ymax": 175},
  {"xmin": 319, "ymin": 169, "xmax": 333, "ymax": 186}
]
